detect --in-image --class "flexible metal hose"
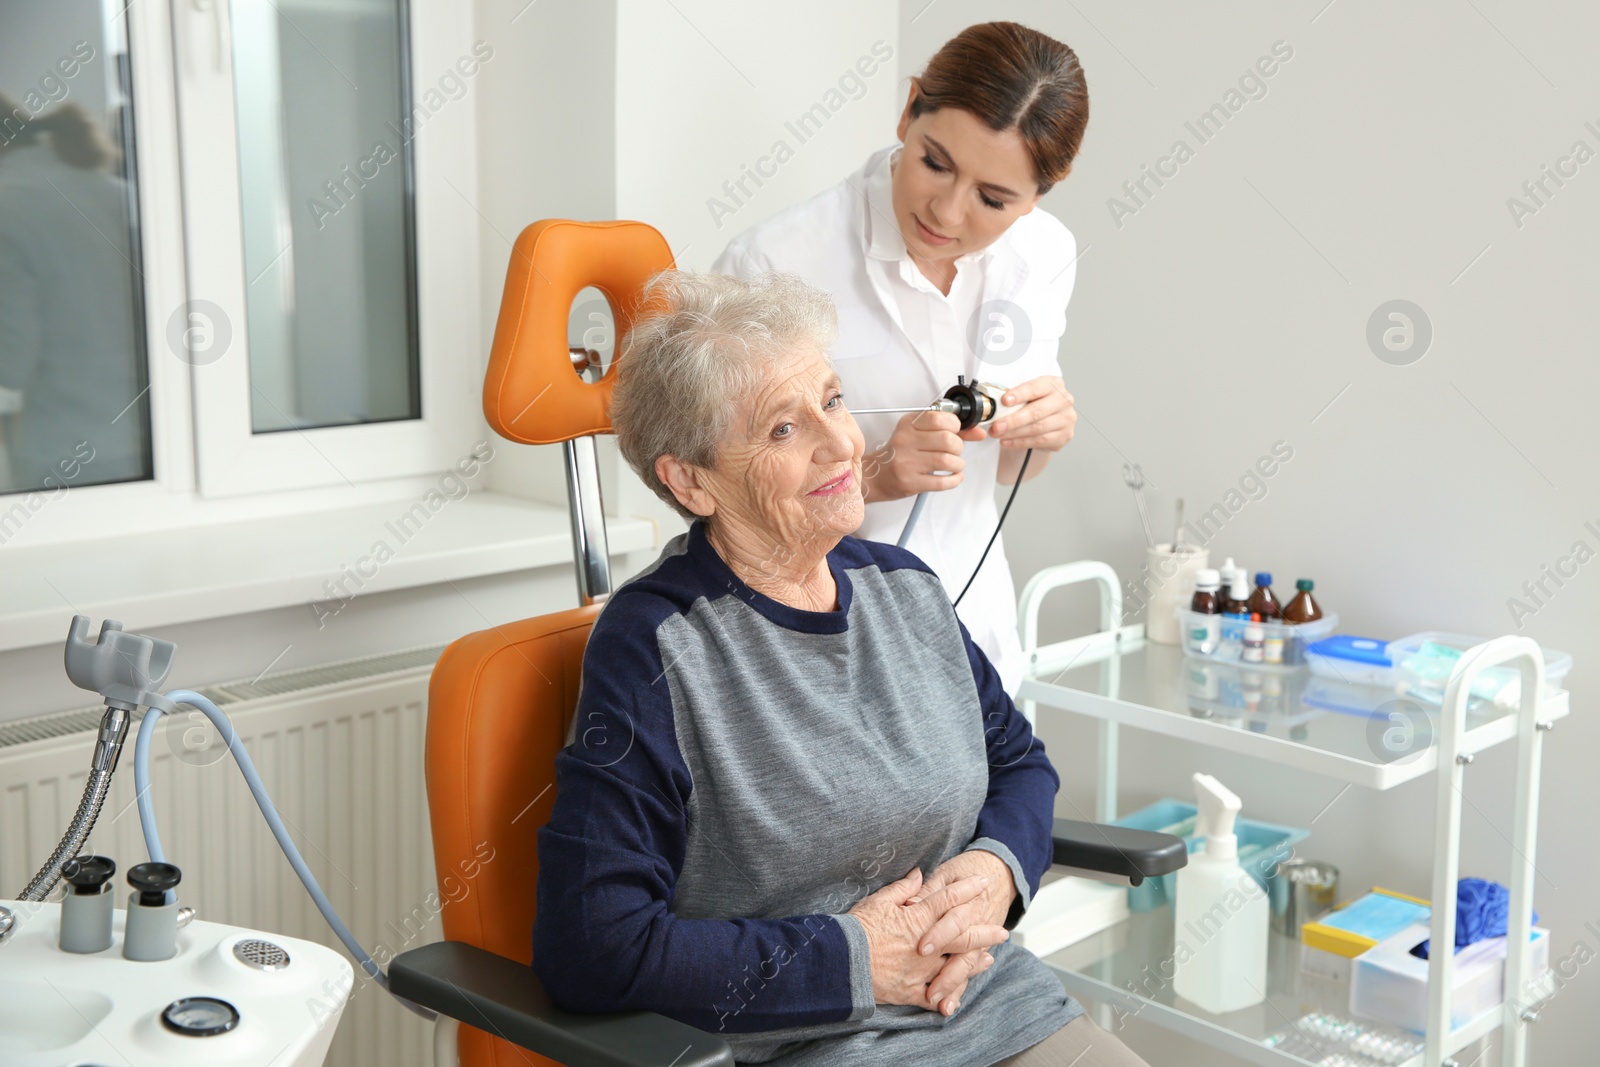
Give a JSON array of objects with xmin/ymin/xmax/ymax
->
[{"xmin": 17, "ymin": 706, "xmax": 131, "ymax": 902}]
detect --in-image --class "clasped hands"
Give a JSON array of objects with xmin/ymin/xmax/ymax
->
[{"xmin": 848, "ymin": 850, "xmax": 1016, "ymax": 1017}]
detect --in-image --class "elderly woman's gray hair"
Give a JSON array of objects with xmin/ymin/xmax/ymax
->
[{"xmin": 610, "ymin": 270, "xmax": 839, "ymax": 519}]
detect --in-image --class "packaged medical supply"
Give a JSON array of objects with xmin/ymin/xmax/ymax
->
[
  {"xmin": 1305, "ymin": 635, "xmax": 1396, "ymax": 687},
  {"xmin": 1349, "ymin": 921, "xmax": 1549, "ymax": 1033},
  {"xmin": 1263, "ymin": 1011, "xmax": 1425, "ymax": 1065},
  {"xmin": 1387, "ymin": 632, "xmax": 1572, "ymax": 709},
  {"xmin": 1300, "ymin": 887, "xmax": 1430, "ymax": 982},
  {"xmin": 1173, "ymin": 774, "xmax": 1269, "ymax": 1014}
]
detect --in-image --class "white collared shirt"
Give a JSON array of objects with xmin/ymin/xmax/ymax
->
[
  {"xmin": 863, "ymin": 147, "xmax": 993, "ymax": 399},
  {"xmin": 714, "ymin": 145, "xmax": 1078, "ymax": 693}
]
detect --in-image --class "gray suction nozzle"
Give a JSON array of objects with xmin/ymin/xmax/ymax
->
[{"xmin": 64, "ymin": 615, "xmax": 178, "ymax": 713}]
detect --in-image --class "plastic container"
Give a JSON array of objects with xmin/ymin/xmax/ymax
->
[
  {"xmin": 1176, "ymin": 607, "xmax": 1338, "ymax": 669},
  {"xmin": 1349, "ymin": 921, "xmax": 1549, "ymax": 1033},
  {"xmin": 1302, "ymin": 675, "xmax": 1396, "ymax": 718},
  {"xmin": 1305, "ymin": 635, "xmax": 1396, "ymax": 687},
  {"xmin": 1112, "ymin": 798, "xmax": 1308, "ymax": 913},
  {"xmin": 1173, "ymin": 774, "xmax": 1269, "ymax": 1013},
  {"xmin": 1386, "ymin": 631, "xmax": 1572, "ymax": 707}
]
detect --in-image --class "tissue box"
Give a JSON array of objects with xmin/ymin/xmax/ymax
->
[
  {"xmin": 1349, "ymin": 921, "xmax": 1549, "ymax": 1033},
  {"xmin": 1301, "ymin": 887, "xmax": 1431, "ymax": 982}
]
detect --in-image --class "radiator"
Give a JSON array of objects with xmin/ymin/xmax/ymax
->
[{"xmin": 0, "ymin": 645, "xmax": 448, "ymax": 1067}]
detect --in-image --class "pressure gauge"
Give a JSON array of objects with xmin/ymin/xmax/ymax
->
[{"xmin": 160, "ymin": 996, "xmax": 240, "ymax": 1037}]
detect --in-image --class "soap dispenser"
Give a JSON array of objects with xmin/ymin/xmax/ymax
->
[{"xmin": 1172, "ymin": 773, "xmax": 1268, "ymax": 1013}]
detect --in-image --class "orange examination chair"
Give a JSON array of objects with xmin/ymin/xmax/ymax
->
[{"xmin": 386, "ymin": 220, "xmax": 1185, "ymax": 1067}]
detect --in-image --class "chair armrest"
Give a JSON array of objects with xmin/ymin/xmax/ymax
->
[
  {"xmin": 389, "ymin": 941, "xmax": 735, "ymax": 1067},
  {"xmin": 1051, "ymin": 818, "xmax": 1187, "ymax": 886}
]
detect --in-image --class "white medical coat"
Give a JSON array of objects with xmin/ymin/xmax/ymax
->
[{"xmin": 713, "ymin": 145, "xmax": 1078, "ymax": 693}]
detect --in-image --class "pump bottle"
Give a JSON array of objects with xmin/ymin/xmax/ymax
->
[{"xmin": 1172, "ymin": 773, "xmax": 1268, "ymax": 1013}]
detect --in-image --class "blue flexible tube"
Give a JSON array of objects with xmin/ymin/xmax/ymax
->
[
  {"xmin": 897, "ymin": 492, "xmax": 928, "ymax": 547},
  {"xmin": 133, "ymin": 690, "xmax": 434, "ymax": 1019}
]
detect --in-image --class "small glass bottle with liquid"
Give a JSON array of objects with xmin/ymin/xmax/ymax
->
[
  {"xmin": 1187, "ymin": 569, "xmax": 1222, "ymax": 656},
  {"xmin": 1245, "ymin": 572, "xmax": 1283, "ymax": 621}
]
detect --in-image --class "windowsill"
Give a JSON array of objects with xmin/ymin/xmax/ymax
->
[{"xmin": 0, "ymin": 492, "xmax": 656, "ymax": 653}]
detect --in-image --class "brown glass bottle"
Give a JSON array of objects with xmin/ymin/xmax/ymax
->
[
  {"xmin": 1245, "ymin": 572, "xmax": 1282, "ymax": 621},
  {"xmin": 1221, "ymin": 573, "xmax": 1250, "ymax": 617},
  {"xmin": 1282, "ymin": 579, "xmax": 1323, "ymax": 624}
]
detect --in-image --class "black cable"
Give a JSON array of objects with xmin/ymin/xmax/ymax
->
[{"xmin": 952, "ymin": 448, "xmax": 1032, "ymax": 609}]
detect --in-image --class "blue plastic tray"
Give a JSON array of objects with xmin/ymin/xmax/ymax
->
[{"xmin": 1112, "ymin": 798, "xmax": 1309, "ymax": 912}]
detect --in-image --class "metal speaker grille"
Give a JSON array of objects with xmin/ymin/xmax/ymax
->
[{"xmin": 233, "ymin": 938, "xmax": 291, "ymax": 970}]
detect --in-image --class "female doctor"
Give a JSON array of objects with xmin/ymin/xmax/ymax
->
[{"xmin": 712, "ymin": 21, "xmax": 1087, "ymax": 694}]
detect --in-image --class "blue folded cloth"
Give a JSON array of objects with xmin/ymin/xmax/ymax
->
[{"xmin": 1411, "ymin": 879, "xmax": 1536, "ymax": 959}]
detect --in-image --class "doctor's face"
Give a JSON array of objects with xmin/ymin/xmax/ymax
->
[
  {"xmin": 699, "ymin": 347, "xmax": 866, "ymax": 555},
  {"xmin": 892, "ymin": 100, "xmax": 1046, "ymax": 264}
]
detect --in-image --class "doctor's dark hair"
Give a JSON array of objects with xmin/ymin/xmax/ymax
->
[
  {"xmin": 909, "ymin": 21, "xmax": 1088, "ymax": 193},
  {"xmin": 611, "ymin": 270, "xmax": 838, "ymax": 521}
]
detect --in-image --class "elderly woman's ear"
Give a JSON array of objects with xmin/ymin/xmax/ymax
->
[{"xmin": 655, "ymin": 454, "xmax": 717, "ymax": 518}]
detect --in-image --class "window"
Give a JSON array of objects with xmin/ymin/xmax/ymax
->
[
  {"xmin": 231, "ymin": 0, "xmax": 420, "ymax": 433},
  {"xmin": 0, "ymin": 4, "xmax": 151, "ymax": 494},
  {"xmin": 0, "ymin": 0, "xmax": 479, "ymax": 522}
]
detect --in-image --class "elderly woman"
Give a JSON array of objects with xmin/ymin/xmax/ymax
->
[{"xmin": 533, "ymin": 272, "xmax": 1148, "ymax": 1067}]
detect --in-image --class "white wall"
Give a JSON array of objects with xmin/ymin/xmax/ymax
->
[
  {"xmin": 476, "ymin": 0, "xmax": 617, "ymax": 510},
  {"xmin": 604, "ymin": 0, "xmax": 904, "ymax": 551},
  {"xmin": 900, "ymin": 2, "xmax": 1598, "ymax": 1061}
]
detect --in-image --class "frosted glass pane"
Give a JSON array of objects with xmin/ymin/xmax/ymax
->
[
  {"xmin": 232, "ymin": 0, "xmax": 419, "ymax": 433},
  {"xmin": 0, "ymin": 0, "xmax": 151, "ymax": 495}
]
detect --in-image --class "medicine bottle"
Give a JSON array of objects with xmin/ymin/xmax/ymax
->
[
  {"xmin": 1187, "ymin": 569, "xmax": 1222, "ymax": 655},
  {"xmin": 1245, "ymin": 572, "xmax": 1283, "ymax": 621},
  {"xmin": 1282, "ymin": 579, "xmax": 1323, "ymax": 624},
  {"xmin": 1242, "ymin": 614, "xmax": 1265, "ymax": 663}
]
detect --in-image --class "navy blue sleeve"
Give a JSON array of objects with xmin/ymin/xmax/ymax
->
[
  {"xmin": 532, "ymin": 592, "xmax": 873, "ymax": 1033},
  {"xmin": 958, "ymin": 618, "xmax": 1060, "ymax": 928}
]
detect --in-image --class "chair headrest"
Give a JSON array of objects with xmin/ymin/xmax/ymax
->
[{"xmin": 483, "ymin": 219, "xmax": 675, "ymax": 445}]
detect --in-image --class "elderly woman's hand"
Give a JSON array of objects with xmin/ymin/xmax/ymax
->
[
  {"xmin": 849, "ymin": 868, "xmax": 1008, "ymax": 1015},
  {"xmin": 909, "ymin": 851, "xmax": 1018, "ymax": 1014}
]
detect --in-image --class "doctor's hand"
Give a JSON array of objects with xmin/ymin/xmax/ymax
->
[
  {"xmin": 848, "ymin": 868, "xmax": 1007, "ymax": 1015},
  {"xmin": 862, "ymin": 410, "xmax": 983, "ymax": 503},
  {"xmin": 985, "ymin": 376, "xmax": 1076, "ymax": 453}
]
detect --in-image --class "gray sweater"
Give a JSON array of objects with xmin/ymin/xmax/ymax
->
[{"xmin": 534, "ymin": 524, "xmax": 1081, "ymax": 1064}]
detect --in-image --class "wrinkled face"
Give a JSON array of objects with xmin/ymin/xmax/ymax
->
[
  {"xmin": 697, "ymin": 346, "xmax": 865, "ymax": 554},
  {"xmin": 892, "ymin": 95, "xmax": 1045, "ymax": 264}
]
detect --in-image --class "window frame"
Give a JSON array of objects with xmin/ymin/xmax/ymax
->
[
  {"xmin": 0, "ymin": 0, "xmax": 484, "ymax": 549},
  {"xmin": 175, "ymin": 0, "xmax": 480, "ymax": 497}
]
